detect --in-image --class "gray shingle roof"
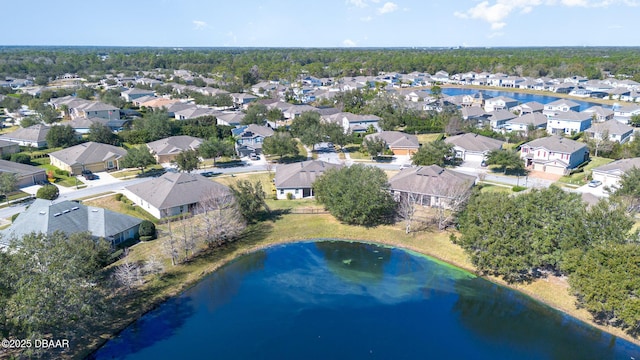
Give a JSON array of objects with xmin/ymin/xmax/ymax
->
[
  {"xmin": 124, "ymin": 172, "xmax": 231, "ymax": 210},
  {"xmin": 146, "ymin": 135, "xmax": 203, "ymax": 156},
  {"xmin": 49, "ymin": 142, "xmax": 126, "ymax": 166},
  {"xmin": 522, "ymin": 136, "xmax": 586, "ymax": 153},
  {"xmin": 389, "ymin": 165, "xmax": 476, "ymax": 197},
  {"xmin": 275, "ymin": 160, "xmax": 343, "ymax": 188},
  {"xmin": 0, "ymin": 159, "xmax": 45, "ymax": 176},
  {"xmin": 507, "ymin": 113, "xmax": 548, "ymax": 127},
  {"xmin": 2, "ymin": 199, "xmax": 142, "ymax": 246},
  {"xmin": 364, "ymin": 131, "xmax": 419, "ymax": 149},
  {"xmin": 444, "ymin": 133, "xmax": 504, "ymax": 152},
  {"xmin": 592, "ymin": 157, "xmax": 640, "ymax": 175},
  {"xmin": 585, "ymin": 120, "xmax": 633, "ymax": 136},
  {"xmin": 0, "ymin": 124, "xmax": 50, "ymax": 143}
]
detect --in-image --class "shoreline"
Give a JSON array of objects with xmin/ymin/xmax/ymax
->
[{"xmin": 85, "ymin": 225, "xmax": 640, "ymax": 359}]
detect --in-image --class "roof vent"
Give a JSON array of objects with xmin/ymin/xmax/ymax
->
[
  {"xmin": 91, "ymin": 209, "xmax": 99, "ymax": 212},
  {"xmin": 53, "ymin": 212, "xmax": 62, "ymax": 217},
  {"xmin": 38, "ymin": 211, "xmax": 46, "ymax": 215},
  {"xmin": 71, "ymin": 206, "xmax": 79, "ymax": 211},
  {"xmin": 63, "ymin": 209, "xmax": 70, "ymax": 214}
]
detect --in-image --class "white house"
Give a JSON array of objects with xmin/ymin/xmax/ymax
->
[
  {"xmin": 591, "ymin": 158, "xmax": 640, "ymax": 188},
  {"xmin": 546, "ymin": 111, "xmax": 592, "ymax": 135},
  {"xmin": 484, "ymin": 96, "xmax": 519, "ymax": 112},
  {"xmin": 543, "ymin": 99, "xmax": 581, "ymax": 117}
]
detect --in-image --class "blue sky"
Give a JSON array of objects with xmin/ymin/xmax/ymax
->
[{"xmin": 2, "ymin": 0, "xmax": 638, "ymax": 47}]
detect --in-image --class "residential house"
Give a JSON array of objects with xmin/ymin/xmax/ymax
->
[
  {"xmin": 546, "ymin": 111, "xmax": 592, "ymax": 135},
  {"xmin": 543, "ymin": 99, "xmax": 580, "ymax": 116},
  {"xmin": 614, "ymin": 105, "xmax": 640, "ymax": 124},
  {"xmin": 591, "ymin": 158, "xmax": 640, "ymax": 188},
  {"xmin": 505, "ymin": 113, "xmax": 548, "ymax": 134},
  {"xmin": 0, "ymin": 124, "xmax": 50, "ymax": 147},
  {"xmin": 484, "ymin": 96, "xmax": 518, "ymax": 112},
  {"xmin": 389, "ymin": 165, "xmax": 476, "ymax": 208},
  {"xmin": 123, "ymin": 172, "xmax": 232, "ymax": 219},
  {"xmin": 583, "ymin": 106, "xmax": 615, "ymax": 122},
  {"xmin": 484, "ymin": 110, "xmax": 517, "ymax": 131},
  {"xmin": 121, "ymin": 88, "xmax": 155, "ymax": 102},
  {"xmin": 460, "ymin": 106, "xmax": 488, "ymax": 121},
  {"xmin": 173, "ymin": 107, "xmax": 219, "ymax": 120},
  {"xmin": 230, "ymin": 93, "xmax": 258, "ymax": 108},
  {"xmin": 520, "ymin": 136, "xmax": 589, "ymax": 175},
  {"xmin": 49, "ymin": 141, "xmax": 127, "ymax": 175},
  {"xmin": 584, "ymin": 120, "xmax": 634, "ymax": 144},
  {"xmin": 216, "ymin": 112, "xmax": 245, "ymax": 126},
  {"xmin": 0, "ymin": 139, "xmax": 20, "ymax": 157},
  {"xmin": 62, "ymin": 116, "xmax": 130, "ymax": 134},
  {"xmin": 0, "ymin": 159, "xmax": 47, "ymax": 188},
  {"xmin": 444, "ymin": 133, "xmax": 504, "ymax": 163},
  {"xmin": 146, "ymin": 135, "xmax": 203, "ymax": 163},
  {"xmin": 274, "ymin": 160, "xmax": 343, "ymax": 199},
  {"xmin": 462, "ymin": 91, "xmax": 493, "ymax": 108},
  {"xmin": 233, "ymin": 124, "xmax": 274, "ymax": 157},
  {"xmin": 364, "ymin": 131, "xmax": 420, "ymax": 156},
  {"xmin": 1, "ymin": 199, "xmax": 141, "ymax": 248}
]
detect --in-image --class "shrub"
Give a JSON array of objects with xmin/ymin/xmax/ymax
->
[
  {"xmin": 11, "ymin": 213, "xmax": 20, "ymax": 222},
  {"xmin": 138, "ymin": 220, "xmax": 156, "ymax": 240},
  {"xmin": 286, "ymin": 192, "xmax": 294, "ymax": 200},
  {"xmin": 10, "ymin": 153, "xmax": 31, "ymax": 164},
  {"xmin": 54, "ymin": 169, "xmax": 70, "ymax": 177},
  {"xmin": 512, "ymin": 185, "xmax": 527, "ymax": 192},
  {"xmin": 114, "ymin": 193, "xmax": 123, "ymax": 201},
  {"xmin": 36, "ymin": 184, "xmax": 59, "ymax": 200},
  {"xmin": 139, "ymin": 235, "xmax": 155, "ymax": 242}
]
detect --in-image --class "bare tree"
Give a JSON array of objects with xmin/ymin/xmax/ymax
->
[
  {"xmin": 162, "ymin": 220, "xmax": 179, "ymax": 266},
  {"xmin": 396, "ymin": 191, "xmax": 419, "ymax": 234},
  {"xmin": 431, "ymin": 179, "xmax": 475, "ymax": 231},
  {"xmin": 113, "ymin": 252, "xmax": 142, "ymax": 292},
  {"xmin": 197, "ymin": 188, "xmax": 246, "ymax": 248},
  {"xmin": 143, "ymin": 255, "xmax": 165, "ymax": 276}
]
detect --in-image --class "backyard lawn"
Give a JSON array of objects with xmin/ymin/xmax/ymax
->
[{"xmin": 557, "ymin": 156, "xmax": 613, "ymax": 186}]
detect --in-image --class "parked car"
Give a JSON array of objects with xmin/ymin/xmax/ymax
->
[
  {"xmin": 249, "ymin": 153, "xmax": 259, "ymax": 160},
  {"xmin": 588, "ymin": 180, "xmax": 602, "ymax": 188},
  {"xmin": 81, "ymin": 170, "xmax": 97, "ymax": 180}
]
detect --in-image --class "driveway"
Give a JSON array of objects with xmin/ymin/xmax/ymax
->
[{"xmin": 575, "ymin": 182, "xmax": 609, "ymax": 198}]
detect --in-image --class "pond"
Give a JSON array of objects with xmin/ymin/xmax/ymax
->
[{"xmin": 93, "ymin": 241, "xmax": 640, "ymax": 359}]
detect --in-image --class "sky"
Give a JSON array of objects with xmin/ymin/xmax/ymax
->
[{"xmin": 2, "ymin": 0, "xmax": 639, "ymax": 47}]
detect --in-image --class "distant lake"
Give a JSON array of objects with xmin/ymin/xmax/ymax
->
[
  {"xmin": 442, "ymin": 88, "xmax": 611, "ymax": 112},
  {"xmin": 93, "ymin": 241, "xmax": 640, "ymax": 359}
]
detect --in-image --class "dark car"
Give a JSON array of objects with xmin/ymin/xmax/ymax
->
[{"xmin": 81, "ymin": 170, "xmax": 97, "ymax": 180}]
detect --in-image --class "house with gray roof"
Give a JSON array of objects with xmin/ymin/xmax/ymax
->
[
  {"xmin": 514, "ymin": 101, "xmax": 544, "ymax": 115},
  {"xmin": 121, "ymin": 88, "xmax": 155, "ymax": 102},
  {"xmin": 233, "ymin": 124, "xmax": 274, "ymax": 157},
  {"xmin": 484, "ymin": 109, "xmax": 517, "ymax": 131},
  {"xmin": 546, "ymin": 111, "xmax": 592, "ymax": 135},
  {"xmin": 591, "ymin": 157, "xmax": 640, "ymax": 188},
  {"xmin": 1, "ymin": 199, "xmax": 142, "ymax": 248},
  {"xmin": 389, "ymin": 165, "xmax": 476, "ymax": 208},
  {"xmin": 216, "ymin": 112, "xmax": 245, "ymax": 126},
  {"xmin": 0, "ymin": 159, "xmax": 47, "ymax": 188},
  {"xmin": 520, "ymin": 136, "xmax": 589, "ymax": 175},
  {"xmin": 275, "ymin": 160, "xmax": 343, "ymax": 199},
  {"xmin": 585, "ymin": 120, "xmax": 634, "ymax": 144},
  {"xmin": 0, "ymin": 139, "xmax": 20, "ymax": 157},
  {"xmin": 444, "ymin": 133, "xmax": 504, "ymax": 163},
  {"xmin": 484, "ymin": 96, "xmax": 518, "ymax": 112},
  {"xmin": 146, "ymin": 135, "xmax": 203, "ymax": 163},
  {"xmin": 364, "ymin": 131, "xmax": 419, "ymax": 156},
  {"xmin": 0, "ymin": 124, "xmax": 50, "ymax": 147},
  {"xmin": 122, "ymin": 172, "xmax": 232, "ymax": 219},
  {"xmin": 583, "ymin": 106, "xmax": 615, "ymax": 122},
  {"xmin": 49, "ymin": 141, "xmax": 127, "ymax": 175},
  {"xmin": 543, "ymin": 99, "xmax": 580, "ymax": 116},
  {"xmin": 505, "ymin": 113, "xmax": 548, "ymax": 134}
]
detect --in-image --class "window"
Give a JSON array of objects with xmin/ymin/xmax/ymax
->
[
  {"xmin": 279, "ymin": 189, "xmax": 284, "ymax": 194},
  {"xmin": 295, "ymin": 189, "xmax": 299, "ymax": 194}
]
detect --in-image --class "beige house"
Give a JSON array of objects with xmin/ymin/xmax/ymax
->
[
  {"xmin": 364, "ymin": 131, "xmax": 420, "ymax": 156},
  {"xmin": 275, "ymin": 160, "xmax": 343, "ymax": 199},
  {"xmin": 146, "ymin": 135, "xmax": 203, "ymax": 164},
  {"xmin": 389, "ymin": 165, "xmax": 476, "ymax": 208},
  {"xmin": 122, "ymin": 172, "xmax": 232, "ymax": 219},
  {"xmin": 49, "ymin": 142, "xmax": 127, "ymax": 175}
]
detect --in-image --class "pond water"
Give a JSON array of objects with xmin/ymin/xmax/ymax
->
[
  {"xmin": 93, "ymin": 241, "xmax": 640, "ymax": 359},
  {"xmin": 442, "ymin": 88, "xmax": 612, "ymax": 112}
]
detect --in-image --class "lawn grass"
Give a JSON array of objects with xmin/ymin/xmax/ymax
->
[
  {"xmin": 479, "ymin": 183, "xmax": 514, "ymax": 194},
  {"xmin": 416, "ymin": 133, "xmax": 444, "ymax": 145},
  {"xmin": 110, "ymin": 165, "xmax": 164, "ymax": 179},
  {"xmin": 84, "ymin": 194, "xmax": 158, "ymax": 223},
  {"xmin": 30, "ymin": 156, "xmax": 84, "ymax": 188},
  {"xmin": 557, "ymin": 156, "xmax": 613, "ymax": 186}
]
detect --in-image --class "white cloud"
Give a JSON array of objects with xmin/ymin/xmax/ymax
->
[
  {"xmin": 378, "ymin": 1, "xmax": 398, "ymax": 14},
  {"xmin": 192, "ymin": 20, "xmax": 207, "ymax": 30},
  {"xmin": 455, "ymin": 0, "xmax": 637, "ymax": 30},
  {"xmin": 343, "ymin": 39, "xmax": 357, "ymax": 47},
  {"xmin": 360, "ymin": 16, "xmax": 373, "ymax": 22},
  {"xmin": 346, "ymin": 0, "xmax": 368, "ymax": 8}
]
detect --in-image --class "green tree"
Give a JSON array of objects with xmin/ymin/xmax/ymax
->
[
  {"xmin": 290, "ymin": 111, "xmax": 324, "ymax": 146},
  {"xmin": 99, "ymin": 88, "xmax": 126, "ymax": 108},
  {"xmin": 630, "ymin": 114, "xmax": 640, "ymax": 127},
  {"xmin": 412, "ymin": 140, "xmax": 456, "ymax": 167},
  {"xmin": 322, "ymin": 122, "xmax": 348, "ymax": 148},
  {"xmin": 486, "ymin": 149, "xmax": 526, "ymax": 174},
  {"xmin": 198, "ymin": 137, "xmax": 235, "ymax": 165},
  {"xmin": 76, "ymin": 86, "xmax": 94, "ymax": 100},
  {"xmin": 262, "ymin": 132, "xmax": 299, "ymax": 160},
  {"xmin": 172, "ymin": 149, "xmax": 200, "ymax": 173},
  {"xmin": 242, "ymin": 103, "xmax": 268, "ymax": 125},
  {"xmin": 138, "ymin": 220, "xmax": 157, "ymax": 240},
  {"xmin": 431, "ymin": 85, "xmax": 442, "ymax": 99},
  {"xmin": 4, "ymin": 231, "xmax": 110, "ymax": 338},
  {"xmin": 134, "ymin": 109, "xmax": 174, "ymax": 142},
  {"xmin": 120, "ymin": 146, "xmax": 157, "ymax": 173},
  {"xmin": 612, "ymin": 167, "xmax": 640, "ymax": 212},
  {"xmin": 9, "ymin": 153, "xmax": 31, "ymax": 164},
  {"xmin": 87, "ymin": 123, "xmax": 121, "ymax": 146},
  {"xmin": 36, "ymin": 184, "xmax": 60, "ymax": 200},
  {"xmin": 0, "ymin": 172, "xmax": 18, "ymax": 204},
  {"xmin": 46, "ymin": 124, "xmax": 78, "ymax": 148},
  {"xmin": 230, "ymin": 180, "xmax": 270, "ymax": 223},
  {"xmin": 266, "ymin": 107, "xmax": 284, "ymax": 123},
  {"xmin": 314, "ymin": 164, "xmax": 397, "ymax": 226},
  {"xmin": 361, "ymin": 136, "xmax": 386, "ymax": 157}
]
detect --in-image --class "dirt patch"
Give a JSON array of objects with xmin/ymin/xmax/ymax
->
[{"xmin": 528, "ymin": 170, "xmax": 562, "ymax": 181}]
